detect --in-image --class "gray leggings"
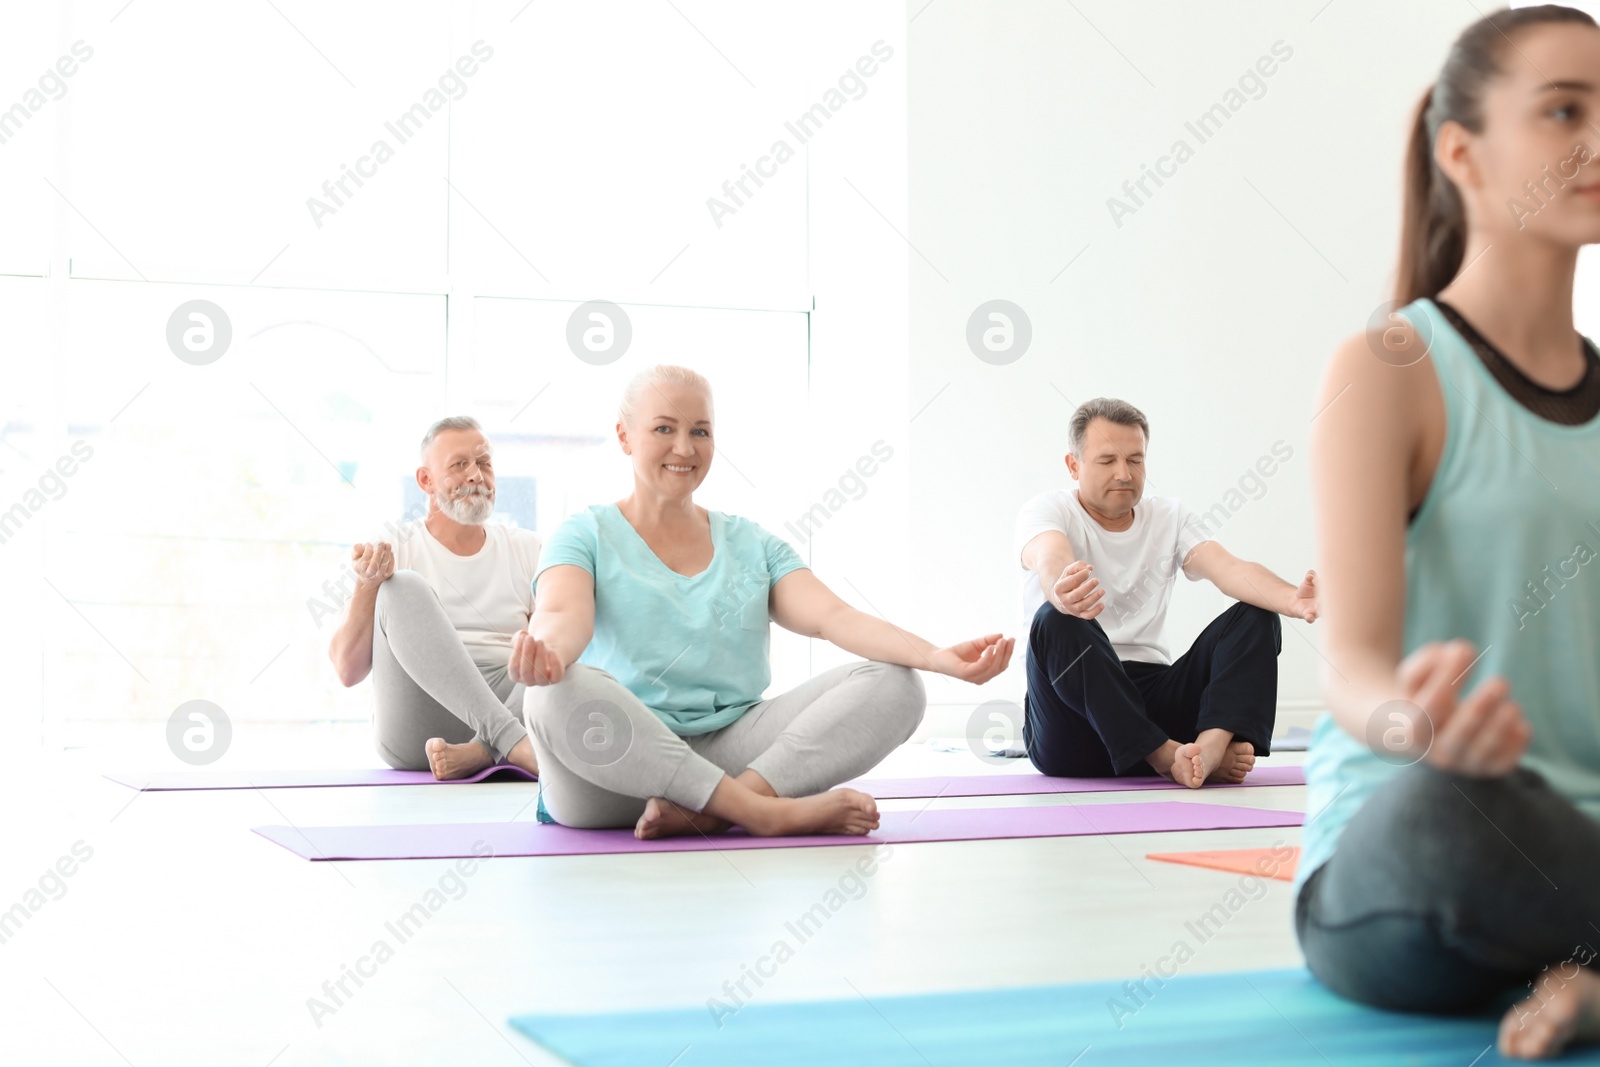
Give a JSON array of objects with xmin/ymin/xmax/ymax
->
[
  {"xmin": 522, "ymin": 660, "xmax": 927, "ymax": 828},
  {"xmin": 371, "ymin": 570, "xmax": 530, "ymax": 770},
  {"xmin": 1296, "ymin": 762, "xmax": 1600, "ymax": 1014}
]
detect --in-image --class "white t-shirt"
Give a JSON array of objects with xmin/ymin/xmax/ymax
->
[
  {"xmin": 1013, "ymin": 488, "xmax": 1213, "ymax": 665},
  {"xmin": 389, "ymin": 519, "xmax": 542, "ymax": 663}
]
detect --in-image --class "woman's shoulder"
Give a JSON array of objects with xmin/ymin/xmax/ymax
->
[
  {"xmin": 1320, "ymin": 305, "xmax": 1446, "ymax": 438},
  {"xmin": 544, "ymin": 505, "xmax": 611, "ymax": 545},
  {"xmin": 713, "ymin": 509, "xmax": 796, "ymax": 553},
  {"xmin": 1327, "ymin": 299, "xmax": 1441, "ymax": 384},
  {"xmin": 713, "ymin": 509, "xmax": 777, "ymax": 541}
]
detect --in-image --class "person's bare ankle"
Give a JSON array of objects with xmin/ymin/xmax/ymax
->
[
  {"xmin": 635, "ymin": 797, "xmax": 730, "ymax": 839},
  {"xmin": 506, "ymin": 736, "xmax": 540, "ymax": 776},
  {"xmin": 731, "ymin": 794, "xmax": 784, "ymax": 836},
  {"xmin": 734, "ymin": 769, "xmax": 777, "ymax": 798},
  {"xmin": 1145, "ymin": 739, "xmax": 1180, "ymax": 776}
]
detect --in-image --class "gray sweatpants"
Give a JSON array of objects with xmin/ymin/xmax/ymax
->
[
  {"xmin": 523, "ymin": 659, "xmax": 927, "ymax": 828},
  {"xmin": 371, "ymin": 570, "xmax": 530, "ymax": 770}
]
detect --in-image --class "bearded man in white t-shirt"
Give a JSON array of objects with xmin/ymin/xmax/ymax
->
[
  {"xmin": 327, "ymin": 416, "xmax": 542, "ymax": 780},
  {"xmin": 1014, "ymin": 398, "xmax": 1318, "ymax": 788}
]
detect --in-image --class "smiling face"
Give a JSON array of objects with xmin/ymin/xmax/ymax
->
[
  {"xmin": 1443, "ymin": 23, "xmax": 1600, "ymax": 246},
  {"xmin": 1065, "ymin": 417, "xmax": 1146, "ymax": 520},
  {"xmin": 618, "ymin": 381, "xmax": 714, "ymax": 498},
  {"xmin": 420, "ymin": 428, "xmax": 495, "ymax": 525}
]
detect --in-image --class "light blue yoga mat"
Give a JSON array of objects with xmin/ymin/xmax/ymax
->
[{"xmin": 510, "ymin": 967, "xmax": 1600, "ymax": 1066}]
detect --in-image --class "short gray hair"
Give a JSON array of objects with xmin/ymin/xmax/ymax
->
[
  {"xmin": 420, "ymin": 415, "xmax": 481, "ymax": 460},
  {"xmin": 1069, "ymin": 398, "xmax": 1149, "ymax": 457}
]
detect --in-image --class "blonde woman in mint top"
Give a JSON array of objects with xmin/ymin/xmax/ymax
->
[
  {"xmin": 1300, "ymin": 6, "xmax": 1600, "ymax": 1059},
  {"xmin": 511, "ymin": 364, "xmax": 1014, "ymax": 840}
]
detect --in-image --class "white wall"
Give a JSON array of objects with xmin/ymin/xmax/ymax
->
[
  {"xmin": 805, "ymin": 15, "xmax": 913, "ymax": 683},
  {"xmin": 905, "ymin": 0, "xmax": 1529, "ymax": 733}
]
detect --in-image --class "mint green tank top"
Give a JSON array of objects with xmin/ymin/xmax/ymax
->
[{"xmin": 1296, "ymin": 297, "xmax": 1600, "ymax": 894}]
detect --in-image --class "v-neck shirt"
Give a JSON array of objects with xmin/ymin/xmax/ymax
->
[{"xmin": 533, "ymin": 504, "xmax": 808, "ymax": 735}]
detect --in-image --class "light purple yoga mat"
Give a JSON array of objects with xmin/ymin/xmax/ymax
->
[
  {"xmin": 108, "ymin": 763, "xmax": 1302, "ymax": 794},
  {"xmin": 853, "ymin": 764, "xmax": 1304, "ymax": 797},
  {"xmin": 103, "ymin": 764, "xmax": 539, "ymax": 791},
  {"xmin": 252, "ymin": 801, "xmax": 1304, "ymax": 861}
]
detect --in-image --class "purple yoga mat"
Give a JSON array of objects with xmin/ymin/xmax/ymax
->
[
  {"xmin": 107, "ymin": 763, "xmax": 1302, "ymax": 795},
  {"xmin": 103, "ymin": 764, "xmax": 538, "ymax": 791},
  {"xmin": 252, "ymin": 801, "xmax": 1304, "ymax": 861},
  {"xmin": 854, "ymin": 764, "xmax": 1304, "ymax": 798}
]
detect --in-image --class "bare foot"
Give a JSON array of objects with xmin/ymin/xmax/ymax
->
[
  {"xmin": 1146, "ymin": 740, "xmax": 1197, "ymax": 786},
  {"xmin": 1205, "ymin": 741, "xmax": 1256, "ymax": 784},
  {"xmin": 1146, "ymin": 737, "xmax": 1209, "ymax": 788},
  {"xmin": 1163, "ymin": 743, "xmax": 1205, "ymax": 788},
  {"xmin": 635, "ymin": 797, "xmax": 732, "ymax": 840},
  {"xmin": 1500, "ymin": 965, "xmax": 1600, "ymax": 1060},
  {"xmin": 1164, "ymin": 729, "xmax": 1239, "ymax": 789},
  {"xmin": 424, "ymin": 737, "xmax": 495, "ymax": 781},
  {"xmin": 743, "ymin": 789, "xmax": 881, "ymax": 837}
]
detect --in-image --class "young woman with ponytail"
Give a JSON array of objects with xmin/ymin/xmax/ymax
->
[{"xmin": 1300, "ymin": 5, "xmax": 1600, "ymax": 1059}]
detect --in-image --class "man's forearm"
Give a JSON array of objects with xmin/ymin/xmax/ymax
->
[
  {"xmin": 1219, "ymin": 560, "xmax": 1297, "ymax": 615},
  {"xmin": 1030, "ymin": 552, "xmax": 1072, "ymax": 607},
  {"xmin": 328, "ymin": 582, "xmax": 380, "ymax": 686}
]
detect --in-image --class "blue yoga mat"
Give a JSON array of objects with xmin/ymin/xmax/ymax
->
[{"xmin": 510, "ymin": 967, "xmax": 1600, "ymax": 1066}]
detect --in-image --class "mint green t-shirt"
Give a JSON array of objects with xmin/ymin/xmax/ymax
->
[
  {"xmin": 1296, "ymin": 297, "xmax": 1600, "ymax": 895},
  {"xmin": 532, "ymin": 504, "xmax": 808, "ymax": 736}
]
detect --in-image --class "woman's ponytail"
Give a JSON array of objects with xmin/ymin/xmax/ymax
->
[{"xmin": 1395, "ymin": 85, "xmax": 1464, "ymax": 305}]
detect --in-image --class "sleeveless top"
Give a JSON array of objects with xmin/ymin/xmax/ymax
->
[
  {"xmin": 1296, "ymin": 297, "xmax": 1600, "ymax": 894},
  {"xmin": 1434, "ymin": 299, "xmax": 1600, "ymax": 425}
]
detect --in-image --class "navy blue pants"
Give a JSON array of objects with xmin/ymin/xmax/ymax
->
[{"xmin": 1023, "ymin": 600, "xmax": 1281, "ymax": 777}]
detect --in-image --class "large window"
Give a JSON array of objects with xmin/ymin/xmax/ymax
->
[{"xmin": 4, "ymin": 1, "xmax": 830, "ymax": 746}]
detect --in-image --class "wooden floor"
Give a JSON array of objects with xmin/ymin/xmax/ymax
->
[{"xmin": 3, "ymin": 725, "xmax": 1309, "ymax": 1066}]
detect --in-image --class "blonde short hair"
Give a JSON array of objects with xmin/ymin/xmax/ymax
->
[{"xmin": 617, "ymin": 364, "xmax": 713, "ymax": 428}]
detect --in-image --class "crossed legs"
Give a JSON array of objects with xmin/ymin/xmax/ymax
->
[
  {"xmin": 1297, "ymin": 763, "xmax": 1600, "ymax": 1059},
  {"xmin": 370, "ymin": 570, "xmax": 535, "ymax": 779},
  {"xmin": 524, "ymin": 659, "xmax": 926, "ymax": 837},
  {"xmin": 1023, "ymin": 600, "xmax": 1280, "ymax": 786}
]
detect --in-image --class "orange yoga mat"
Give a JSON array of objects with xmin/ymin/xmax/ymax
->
[{"xmin": 1146, "ymin": 846, "xmax": 1300, "ymax": 882}]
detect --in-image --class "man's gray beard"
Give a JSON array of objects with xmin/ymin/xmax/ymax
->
[{"xmin": 438, "ymin": 488, "xmax": 493, "ymax": 525}]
